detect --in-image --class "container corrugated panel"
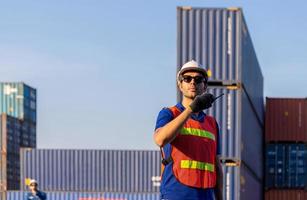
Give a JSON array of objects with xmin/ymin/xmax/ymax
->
[
  {"xmin": 0, "ymin": 82, "xmax": 36, "ymax": 123},
  {"xmin": 265, "ymin": 98, "xmax": 307, "ymax": 142},
  {"xmin": 177, "ymin": 7, "xmax": 264, "ymax": 124},
  {"xmin": 241, "ymin": 16, "xmax": 264, "ymax": 124},
  {"xmin": 207, "ymin": 86, "xmax": 263, "ymax": 179},
  {"xmin": 240, "ymin": 163, "xmax": 263, "ymax": 200},
  {"xmin": 265, "ymin": 143, "xmax": 307, "ymax": 189},
  {"xmin": 286, "ymin": 143, "xmax": 307, "ymax": 188},
  {"xmin": 265, "ymin": 144, "xmax": 276, "ymax": 188},
  {"xmin": 223, "ymin": 165, "xmax": 240, "ymax": 200},
  {"xmin": 5, "ymin": 191, "xmax": 160, "ymax": 200},
  {"xmin": 265, "ymin": 144, "xmax": 287, "ymax": 188},
  {"xmin": 241, "ymin": 88, "xmax": 263, "ymax": 180},
  {"xmin": 222, "ymin": 163, "xmax": 262, "ymax": 200},
  {"xmin": 265, "ymin": 189, "xmax": 307, "ymax": 200},
  {"xmin": 20, "ymin": 149, "xmax": 161, "ymax": 192}
]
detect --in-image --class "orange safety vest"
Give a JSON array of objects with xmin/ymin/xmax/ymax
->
[{"xmin": 166, "ymin": 106, "xmax": 218, "ymax": 189}]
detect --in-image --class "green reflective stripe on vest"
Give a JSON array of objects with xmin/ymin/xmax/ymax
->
[
  {"xmin": 181, "ymin": 160, "xmax": 215, "ymax": 172},
  {"xmin": 180, "ymin": 128, "xmax": 215, "ymax": 141}
]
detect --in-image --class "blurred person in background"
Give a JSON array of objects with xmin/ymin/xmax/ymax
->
[
  {"xmin": 154, "ymin": 60, "xmax": 223, "ymax": 200},
  {"xmin": 27, "ymin": 179, "xmax": 47, "ymax": 200}
]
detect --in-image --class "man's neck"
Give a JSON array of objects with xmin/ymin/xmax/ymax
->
[
  {"xmin": 181, "ymin": 97, "xmax": 193, "ymax": 109},
  {"xmin": 31, "ymin": 189, "xmax": 37, "ymax": 194}
]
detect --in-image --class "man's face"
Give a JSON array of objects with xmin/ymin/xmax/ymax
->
[
  {"xmin": 29, "ymin": 183, "xmax": 37, "ymax": 191},
  {"xmin": 178, "ymin": 71, "xmax": 207, "ymax": 99}
]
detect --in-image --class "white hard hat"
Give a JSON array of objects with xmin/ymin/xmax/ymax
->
[
  {"xmin": 29, "ymin": 179, "xmax": 38, "ymax": 185},
  {"xmin": 177, "ymin": 60, "xmax": 208, "ymax": 81}
]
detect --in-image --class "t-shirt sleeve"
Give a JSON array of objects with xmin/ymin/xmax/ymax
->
[{"xmin": 155, "ymin": 108, "xmax": 173, "ymax": 130}]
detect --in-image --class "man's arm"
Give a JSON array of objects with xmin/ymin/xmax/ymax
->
[
  {"xmin": 154, "ymin": 93, "xmax": 216, "ymax": 147},
  {"xmin": 154, "ymin": 107, "xmax": 192, "ymax": 147}
]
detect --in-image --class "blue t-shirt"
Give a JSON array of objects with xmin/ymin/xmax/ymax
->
[
  {"xmin": 26, "ymin": 190, "xmax": 47, "ymax": 200},
  {"xmin": 155, "ymin": 103, "xmax": 221, "ymax": 200}
]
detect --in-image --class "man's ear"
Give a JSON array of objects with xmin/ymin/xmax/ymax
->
[
  {"xmin": 177, "ymin": 80, "xmax": 182, "ymax": 90},
  {"xmin": 204, "ymin": 83, "xmax": 208, "ymax": 91}
]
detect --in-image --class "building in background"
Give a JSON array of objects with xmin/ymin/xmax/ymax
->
[
  {"xmin": 177, "ymin": 7, "xmax": 264, "ymax": 200},
  {"xmin": 0, "ymin": 83, "xmax": 36, "ymax": 190},
  {"xmin": 265, "ymin": 98, "xmax": 307, "ymax": 199}
]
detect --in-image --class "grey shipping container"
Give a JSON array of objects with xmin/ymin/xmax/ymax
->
[
  {"xmin": 20, "ymin": 148, "xmax": 262, "ymax": 199},
  {"xmin": 177, "ymin": 7, "xmax": 264, "ymax": 125},
  {"xmin": 4, "ymin": 191, "xmax": 160, "ymax": 200},
  {"xmin": 20, "ymin": 149, "xmax": 161, "ymax": 192},
  {"xmin": 240, "ymin": 163, "xmax": 263, "ymax": 200},
  {"xmin": 223, "ymin": 163, "xmax": 262, "ymax": 200},
  {"xmin": 207, "ymin": 86, "xmax": 263, "ymax": 180}
]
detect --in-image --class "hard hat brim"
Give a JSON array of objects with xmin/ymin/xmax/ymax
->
[{"xmin": 177, "ymin": 67, "xmax": 208, "ymax": 80}]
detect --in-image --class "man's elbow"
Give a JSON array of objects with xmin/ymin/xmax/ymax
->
[{"xmin": 154, "ymin": 129, "xmax": 165, "ymax": 147}]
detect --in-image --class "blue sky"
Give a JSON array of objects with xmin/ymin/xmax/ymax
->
[{"xmin": 0, "ymin": 1, "xmax": 306, "ymax": 150}]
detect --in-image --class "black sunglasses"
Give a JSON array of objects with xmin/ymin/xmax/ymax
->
[{"xmin": 180, "ymin": 75, "xmax": 206, "ymax": 84}]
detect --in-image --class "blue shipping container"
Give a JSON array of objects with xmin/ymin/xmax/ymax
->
[
  {"xmin": 265, "ymin": 144, "xmax": 287, "ymax": 188},
  {"xmin": 286, "ymin": 143, "xmax": 307, "ymax": 188},
  {"xmin": 265, "ymin": 143, "xmax": 307, "ymax": 189}
]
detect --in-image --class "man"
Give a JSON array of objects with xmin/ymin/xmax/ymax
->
[
  {"xmin": 27, "ymin": 179, "xmax": 47, "ymax": 200},
  {"xmin": 154, "ymin": 60, "xmax": 223, "ymax": 200}
]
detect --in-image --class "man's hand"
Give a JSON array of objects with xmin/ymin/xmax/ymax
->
[{"xmin": 189, "ymin": 93, "xmax": 215, "ymax": 113}]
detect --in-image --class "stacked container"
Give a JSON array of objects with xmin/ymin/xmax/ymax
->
[
  {"xmin": 0, "ymin": 83, "xmax": 36, "ymax": 191},
  {"xmin": 18, "ymin": 149, "xmax": 161, "ymax": 197},
  {"xmin": 265, "ymin": 98, "xmax": 307, "ymax": 199},
  {"xmin": 2, "ymin": 191, "xmax": 160, "ymax": 200},
  {"xmin": 177, "ymin": 7, "xmax": 264, "ymax": 200}
]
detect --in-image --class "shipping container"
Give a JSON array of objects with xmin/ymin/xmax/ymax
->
[
  {"xmin": 207, "ymin": 86, "xmax": 263, "ymax": 180},
  {"xmin": 265, "ymin": 143, "xmax": 307, "ymax": 189},
  {"xmin": 240, "ymin": 163, "xmax": 263, "ymax": 200},
  {"xmin": 222, "ymin": 163, "xmax": 262, "ymax": 200},
  {"xmin": 0, "ymin": 82, "xmax": 37, "ymax": 123},
  {"xmin": 4, "ymin": 191, "xmax": 160, "ymax": 200},
  {"xmin": 177, "ymin": 7, "xmax": 264, "ymax": 124},
  {"xmin": 287, "ymin": 143, "xmax": 307, "ymax": 188},
  {"xmin": 20, "ymin": 149, "xmax": 162, "ymax": 192},
  {"xmin": 20, "ymin": 148, "xmax": 263, "ymax": 199},
  {"xmin": 265, "ymin": 189, "xmax": 307, "ymax": 200},
  {"xmin": 265, "ymin": 98, "xmax": 307, "ymax": 142},
  {"xmin": 265, "ymin": 144, "xmax": 287, "ymax": 188}
]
